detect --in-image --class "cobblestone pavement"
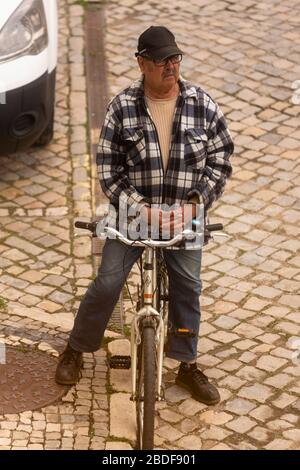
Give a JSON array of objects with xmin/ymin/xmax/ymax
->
[
  {"xmin": 0, "ymin": 0, "xmax": 299, "ymax": 451},
  {"xmin": 0, "ymin": 0, "xmax": 109, "ymax": 450},
  {"xmin": 104, "ymin": 0, "xmax": 300, "ymax": 451}
]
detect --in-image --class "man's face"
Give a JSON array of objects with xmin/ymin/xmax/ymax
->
[{"xmin": 138, "ymin": 55, "xmax": 180, "ymax": 93}]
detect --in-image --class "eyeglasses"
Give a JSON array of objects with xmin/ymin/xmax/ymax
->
[{"xmin": 142, "ymin": 54, "xmax": 183, "ymax": 67}]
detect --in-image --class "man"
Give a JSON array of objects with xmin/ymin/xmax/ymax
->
[{"xmin": 55, "ymin": 26, "xmax": 234, "ymax": 405}]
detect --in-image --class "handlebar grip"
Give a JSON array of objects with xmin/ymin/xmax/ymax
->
[
  {"xmin": 206, "ymin": 223, "xmax": 223, "ymax": 232},
  {"xmin": 75, "ymin": 221, "xmax": 96, "ymax": 232}
]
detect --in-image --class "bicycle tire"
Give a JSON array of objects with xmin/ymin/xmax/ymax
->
[
  {"xmin": 136, "ymin": 324, "xmax": 156, "ymax": 450},
  {"xmin": 155, "ymin": 249, "xmax": 167, "ymax": 314}
]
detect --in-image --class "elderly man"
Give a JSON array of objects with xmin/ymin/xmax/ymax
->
[{"xmin": 55, "ymin": 26, "xmax": 234, "ymax": 406}]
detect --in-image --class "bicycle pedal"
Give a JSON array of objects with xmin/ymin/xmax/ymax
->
[{"xmin": 108, "ymin": 355, "xmax": 131, "ymax": 369}]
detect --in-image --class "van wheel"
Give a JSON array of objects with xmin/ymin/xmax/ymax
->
[{"xmin": 35, "ymin": 109, "xmax": 54, "ymax": 146}]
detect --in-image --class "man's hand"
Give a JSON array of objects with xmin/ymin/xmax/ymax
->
[
  {"xmin": 140, "ymin": 203, "xmax": 199, "ymax": 239},
  {"xmin": 160, "ymin": 203, "xmax": 197, "ymax": 237},
  {"xmin": 140, "ymin": 206, "xmax": 162, "ymax": 225},
  {"xmin": 139, "ymin": 206, "xmax": 162, "ymax": 237}
]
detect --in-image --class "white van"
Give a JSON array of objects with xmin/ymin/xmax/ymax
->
[{"xmin": 0, "ymin": 0, "xmax": 58, "ymax": 154}]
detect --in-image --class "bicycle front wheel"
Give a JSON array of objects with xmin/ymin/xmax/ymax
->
[{"xmin": 136, "ymin": 323, "xmax": 156, "ymax": 450}]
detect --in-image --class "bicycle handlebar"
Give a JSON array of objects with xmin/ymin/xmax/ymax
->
[
  {"xmin": 204, "ymin": 223, "xmax": 223, "ymax": 232},
  {"xmin": 75, "ymin": 221, "xmax": 97, "ymax": 231},
  {"xmin": 102, "ymin": 226, "xmax": 195, "ymax": 247},
  {"xmin": 75, "ymin": 220, "xmax": 224, "ymax": 247}
]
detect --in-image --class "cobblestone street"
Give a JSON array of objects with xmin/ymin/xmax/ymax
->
[{"xmin": 0, "ymin": 0, "xmax": 299, "ymax": 451}]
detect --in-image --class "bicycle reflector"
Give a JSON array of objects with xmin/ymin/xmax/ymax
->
[{"xmin": 172, "ymin": 328, "xmax": 196, "ymax": 338}]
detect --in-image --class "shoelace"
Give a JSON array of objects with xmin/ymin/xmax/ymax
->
[
  {"xmin": 60, "ymin": 348, "xmax": 80, "ymax": 366},
  {"xmin": 190, "ymin": 368, "xmax": 209, "ymax": 385}
]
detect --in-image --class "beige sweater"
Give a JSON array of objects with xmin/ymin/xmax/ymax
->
[
  {"xmin": 146, "ymin": 95, "xmax": 177, "ymax": 174},
  {"xmin": 145, "ymin": 94, "xmax": 199, "ymax": 206}
]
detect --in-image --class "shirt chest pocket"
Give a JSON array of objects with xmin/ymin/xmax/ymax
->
[
  {"xmin": 184, "ymin": 128, "xmax": 208, "ymax": 169},
  {"xmin": 123, "ymin": 126, "xmax": 146, "ymax": 167}
]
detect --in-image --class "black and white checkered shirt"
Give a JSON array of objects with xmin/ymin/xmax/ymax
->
[
  {"xmin": 97, "ymin": 76, "xmax": 233, "ymax": 211},
  {"xmin": 96, "ymin": 77, "xmax": 234, "ymax": 248}
]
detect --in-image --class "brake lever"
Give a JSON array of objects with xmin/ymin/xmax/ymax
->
[{"xmin": 211, "ymin": 233, "xmax": 230, "ymax": 238}]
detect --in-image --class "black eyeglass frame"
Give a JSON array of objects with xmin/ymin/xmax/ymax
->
[{"xmin": 135, "ymin": 53, "xmax": 183, "ymax": 67}]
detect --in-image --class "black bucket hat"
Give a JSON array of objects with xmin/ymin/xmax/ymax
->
[{"xmin": 135, "ymin": 26, "xmax": 184, "ymax": 61}]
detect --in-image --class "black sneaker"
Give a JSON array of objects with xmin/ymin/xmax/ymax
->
[
  {"xmin": 55, "ymin": 342, "xmax": 83, "ymax": 385},
  {"xmin": 175, "ymin": 362, "xmax": 220, "ymax": 405}
]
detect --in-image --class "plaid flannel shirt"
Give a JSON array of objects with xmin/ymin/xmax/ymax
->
[{"xmin": 96, "ymin": 76, "xmax": 234, "ymax": 248}]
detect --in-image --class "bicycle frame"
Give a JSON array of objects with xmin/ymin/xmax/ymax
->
[
  {"xmin": 73, "ymin": 218, "xmax": 227, "ymax": 449},
  {"xmin": 131, "ymin": 246, "xmax": 166, "ymax": 402},
  {"xmin": 92, "ymin": 225, "xmax": 195, "ymax": 405},
  {"xmin": 74, "ymin": 219, "xmax": 226, "ymax": 449}
]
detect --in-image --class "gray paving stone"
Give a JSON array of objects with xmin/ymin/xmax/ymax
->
[
  {"xmin": 225, "ymin": 398, "xmax": 257, "ymax": 416},
  {"xmin": 156, "ymin": 424, "xmax": 184, "ymax": 443},
  {"xmin": 238, "ymin": 384, "xmax": 275, "ymax": 403},
  {"xmin": 226, "ymin": 416, "xmax": 257, "ymax": 434},
  {"xmin": 176, "ymin": 435, "xmax": 202, "ymax": 450},
  {"xmin": 265, "ymin": 439, "xmax": 293, "ymax": 450},
  {"xmin": 110, "ymin": 394, "xmax": 135, "ymax": 441}
]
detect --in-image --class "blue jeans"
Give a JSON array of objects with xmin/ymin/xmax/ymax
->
[{"xmin": 69, "ymin": 239, "xmax": 202, "ymax": 362}]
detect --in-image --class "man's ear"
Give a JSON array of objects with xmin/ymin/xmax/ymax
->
[{"xmin": 137, "ymin": 56, "xmax": 145, "ymax": 73}]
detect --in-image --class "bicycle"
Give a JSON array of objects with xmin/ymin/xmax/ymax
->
[{"xmin": 75, "ymin": 218, "xmax": 224, "ymax": 450}]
